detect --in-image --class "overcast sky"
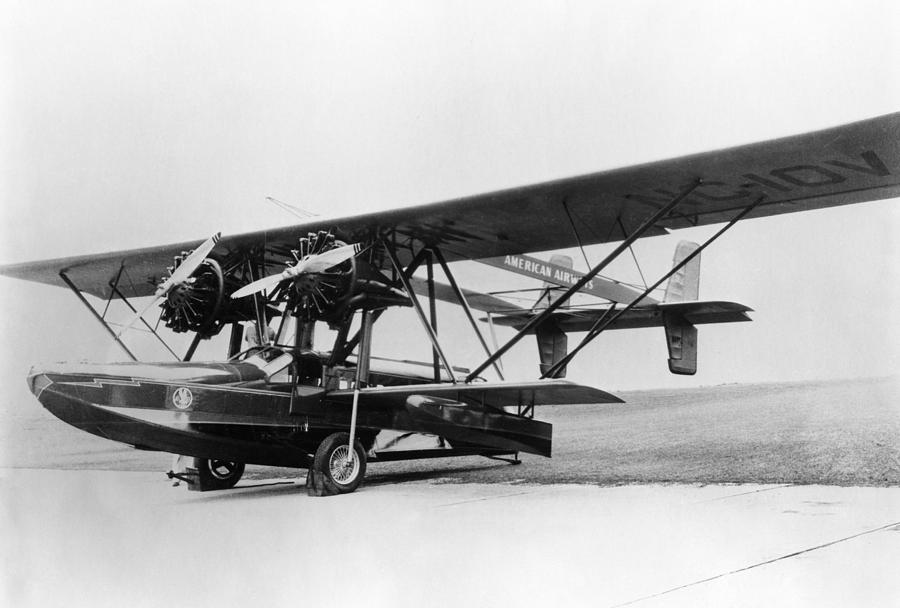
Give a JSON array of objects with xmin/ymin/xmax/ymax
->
[{"xmin": 1, "ymin": 0, "xmax": 898, "ymax": 395}]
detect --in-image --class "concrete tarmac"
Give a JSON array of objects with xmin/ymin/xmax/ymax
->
[{"xmin": 2, "ymin": 468, "xmax": 898, "ymax": 607}]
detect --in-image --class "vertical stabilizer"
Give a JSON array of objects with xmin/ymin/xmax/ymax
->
[
  {"xmin": 533, "ymin": 254, "xmax": 575, "ymax": 309},
  {"xmin": 664, "ymin": 241, "xmax": 700, "ymax": 303}
]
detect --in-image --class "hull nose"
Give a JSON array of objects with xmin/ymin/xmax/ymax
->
[
  {"xmin": 23, "ymin": 366, "xmax": 133, "ymax": 444},
  {"xmin": 27, "ymin": 368, "xmax": 54, "ymax": 399}
]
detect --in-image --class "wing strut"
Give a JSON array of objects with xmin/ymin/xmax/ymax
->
[
  {"xmin": 618, "ymin": 217, "xmax": 649, "ymax": 290},
  {"xmin": 541, "ymin": 194, "xmax": 767, "ymax": 378},
  {"xmin": 383, "ymin": 240, "xmax": 458, "ymax": 384},
  {"xmin": 59, "ymin": 271, "xmax": 138, "ymax": 361},
  {"xmin": 426, "ymin": 251, "xmax": 440, "ymax": 382},
  {"xmin": 465, "ymin": 179, "xmax": 703, "ymax": 382},
  {"xmin": 108, "ymin": 282, "xmax": 181, "ymax": 360},
  {"xmin": 61, "ymin": 265, "xmax": 196, "ymax": 362},
  {"xmin": 486, "ymin": 312, "xmax": 504, "ymax": 373},
  {"xmin": 245, "ymin": 258, "xmax": 269, "ymax": 346},
  {"xmin": 562, "ymin": 198, "xmax": 592, "ymax": 272},
  {"xmin": 432, "ymin": 247, "xmax": 505, "ymax": 380},
  {"xmin": 183, "ymin": 332, "xmax": 205, "ymax": 362}
]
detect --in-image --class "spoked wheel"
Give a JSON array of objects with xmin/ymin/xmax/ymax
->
[
  {"xmin": 194, "ymin": 457, "xmax": 245, "ymax": 491},
  {"xmin": 309, "ymin": 433, "xmax": 367, "ymax": 496}
]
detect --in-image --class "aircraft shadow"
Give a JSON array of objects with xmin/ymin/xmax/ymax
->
[
  {"xmin": 365, "ymin": 461, "xmax": 511, "ymax": 486},
  {"xmin": 182, "ymin": 461, "xmax": 513, "ymax": 503}
]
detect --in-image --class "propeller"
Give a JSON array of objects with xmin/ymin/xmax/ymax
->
[
  {"xmin": 231, "ymin": 242, "xmax": 361, "ymax": 300},
  {"xmin": 116, "ymin": 232, "xmax": 222, "ymax": 337}
]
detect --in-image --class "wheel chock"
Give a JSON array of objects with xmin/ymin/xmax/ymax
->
[
  {"xmin": 306, "ymin": 469, "xmax": 338, "ymax": 497},
  {"xmin": 167, "ymin": 468, "xmax": 199, "ymax": 488}
]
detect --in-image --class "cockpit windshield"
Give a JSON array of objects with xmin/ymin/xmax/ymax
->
[{"xmin": 234, "ymin": 346, "xmax": 294, "ymax": 380}]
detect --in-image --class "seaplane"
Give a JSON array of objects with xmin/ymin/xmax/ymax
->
[{"xmin": 1, "ymin": 113, "xmax": 897, "ymax": 495}]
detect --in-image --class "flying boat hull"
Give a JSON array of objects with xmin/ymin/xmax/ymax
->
[{"xmin": 26, "ymin": 358, "xmax": 568, "ymax": 467}]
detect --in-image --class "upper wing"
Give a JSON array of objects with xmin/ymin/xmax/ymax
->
[{"xmin": 2, "ymin": 113, "xmax": 898, "ymax": 298}]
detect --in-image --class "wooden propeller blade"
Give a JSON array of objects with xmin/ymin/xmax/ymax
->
[
  {"xmin": 164, "ymin": 232, "xmax": 222, "ymax": 289},
  {"xmin": 230, "ymin": 273, "xmax": 285, "ymax": 299},
  {"xmin": 116, "ymin": 232, "xmax": 221, "ymax": 338},
  {"xmin": 295, "ymin": 243, "xmax": 360, "ymax": 274},
  {"xmin": 231, "ymin": 243, "xmax": 360, "ymax": 299}
]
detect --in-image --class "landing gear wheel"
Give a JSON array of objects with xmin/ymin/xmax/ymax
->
[
  {"xmin": 194, "ymin": 457, "xmax": 245, "ymax": 491},
  {"xmin": 308, "ymin": 433, "xmax": 367, "ymax": 496}
]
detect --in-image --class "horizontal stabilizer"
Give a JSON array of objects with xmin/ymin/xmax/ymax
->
[{"xmin": 488, "ymin": 300, "xmax": 752, "ymax": 333}]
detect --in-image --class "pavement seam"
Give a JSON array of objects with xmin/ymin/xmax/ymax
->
[
  {"xmin": 693, "ymin": 484, "xmax": 793, "ymax": 503},
  {"xmin": 609, "ymin": 519, "xmax": 900, "ymax": 607},
  {"xmin": 436, "ymin": 490, "xmax": 533, "ymax": 507}
]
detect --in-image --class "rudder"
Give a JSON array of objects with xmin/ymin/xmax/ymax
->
[
  {"xmin": 663, "ymin": 241, "xmax": 700, "ymax": 375},
  {"xmin": 534, "ymin": 254, "xmax": 573, "ymax": 377}
]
